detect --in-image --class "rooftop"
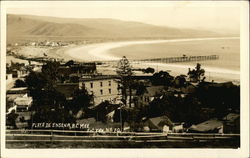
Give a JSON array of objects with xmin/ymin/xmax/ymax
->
[
  {"xmin": 80, "ymin": 75, "xmax": 118, "ymax": 82},
  {"xmin": 14, "ymin": 96, "xmax": 32, "ymax": 106},
  {"xmin": 189, "ymin": 119, "xmax": 223, "ymax": 132},
  {"xmin": 223, "ymin": 113, "xmax": 240, "ymax": 122},
  {"xmin": 144, "ymin": 86, "xmax": 165, "ymax": 96},
  {"xmin": 9, "ymin": 87, "xmax": 27, "ymax": 91}
]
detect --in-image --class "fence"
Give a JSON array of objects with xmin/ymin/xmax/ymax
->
[{"xmin": 6, "ymin": 129, "xmax": 239, "ymax": 143}]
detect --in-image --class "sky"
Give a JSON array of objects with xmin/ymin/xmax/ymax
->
[{"xmin": 4, "ymin": 1, "xmax": 242, "ymax": 33}]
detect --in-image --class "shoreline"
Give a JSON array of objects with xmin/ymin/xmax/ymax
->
[
  {"xmin": 8, "ymin": 37, "xmax": 240, "ymax": 83},
  {"xmin": 62, "ymin": 36, "xmax": 239, "ymax": 62},
  {"xmin": 61, "ymin": 37, "xmax": 240, "ymax": 83}
]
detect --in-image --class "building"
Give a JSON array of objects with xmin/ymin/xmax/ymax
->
[
  {"xmin": 133, "ymin": 86, "xmax": 165, "ymax": 108},
  {"xmin": 7, "ymin": 87, "xmax": 28, "ymax": 95},
  {"xmin": 79, "ymin": 75, "xmax": 121, "ymax": 106},
  {"xmin": 90, "ymin": 102, "xmax": 120, "ymax": 122},
  {"xmin": 223, "ymin": 113, "xmax": 240, "ymax": 134},
  {"xmin": 58, "ymin": 63, "xmax": 97, "ymax": 78},
  {"xmin": 188, "ymin": 119, "xmax": 224, "ymax": 133},
  {"xmin": 13, "ymin": 95, "xmax": 32, "ymax": 112},
  {"xmin": 172, "ymin": 123, "xmax": 184, "ymax": 133},
  {"xmin": 15, "ymin": 111, "xmax": 33, "ymax": 129},
  {"xmin": 143, "ymin": 115, "xmax": 173, "ymax": 132}
]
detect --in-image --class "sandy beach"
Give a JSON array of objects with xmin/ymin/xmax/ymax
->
[
  {"xmin": 62, "ymin": 37, "xmax": 239, "ymax": 62},
  {"xmin": 10, "ymin": 37, "xmax": 240, "ymax": 83},
  {"xmin": 59, "ymin": 37, "xmax": 240, "ymax": 83}
]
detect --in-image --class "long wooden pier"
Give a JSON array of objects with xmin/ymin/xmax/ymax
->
[{"xmin": 101, "ymin": 55, "xmax": 219, "ymax": 65}]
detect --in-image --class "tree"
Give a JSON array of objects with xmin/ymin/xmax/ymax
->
[
  {"xmin": 71, "ymin": 88, "xmax": 93, "ymax": 114},
  {"xmin": 65, "ymin": 60, "xmax": 74, "ymax": 66},
  {"xmin": 113, "ymin": 107, "xmax": 128, "ymax": 128},
  {"xmin": 6, "ymin": 111, "xmax": 18, "ymax": 128},
  {"xmin": 187, "ymin": 63, "xmax": 205, "ymax": 83},
  {"xmin": 143, "ymin": 67, "xmax": 155, "ymax": 74},
  {"xmin": 173, "ymin": 75, "xmax": 187, "ymax": 88},
  {"xmin": 116, "ymin": 56, "xmax": 133, "ymax": 107},
  {"xmin": 132, "ymin": 81, "xmax": 147, "ymax": 96},
  {"xmin": 41, "ymin": 60, "xmax": 60, "ymax": 85},
  {"xmin": 25, "ymin": 71, "xmax": 47, "ymax": 92},
  {"xmin": 14, "ymin": 79, "xmax": 27, "ymax": 87},
  {"xmin": 150, "ymin": 71, "xmax": 174, "ymax": 86}
]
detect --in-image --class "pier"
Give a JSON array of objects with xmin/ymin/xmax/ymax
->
[{"xmin": 101, "ymin": 55, "xmax": 219, "ymax": 65}]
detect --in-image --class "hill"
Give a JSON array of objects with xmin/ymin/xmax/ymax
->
[{"xmin": 7, "ymin": 14, "xmax": 230, "ymax": 43}]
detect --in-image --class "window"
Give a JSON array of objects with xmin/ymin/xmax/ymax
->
[
  {"xmin": 100, "ymin": 82, "xmax": 103, "ymax": 87},
  {"xmin": 108, "ymin": 81, "xmax": 111, "ymax": 86},
  {"xmin": 100, "ymin": 89, "xmax": 103, "ymax": 95},
  {"xmin": 109, "ymin": 89, "xmax": 111, "ymax": 94},
  {"xmin": 90, "ymin": 83, "xmax": 93, "ymax": 88}
]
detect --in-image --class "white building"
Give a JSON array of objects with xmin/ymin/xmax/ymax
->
[
  {"xmin": 79, "ymin": 75, "xmax": 121, "ymax": 106},
  {"xmin": 13, "ymin": 95, "xmax": 32, "ymax": 112}
]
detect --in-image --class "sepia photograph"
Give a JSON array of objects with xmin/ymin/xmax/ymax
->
[{"xmin": 0, "ymin": 1, "xmax": 249, "ymax": 158}]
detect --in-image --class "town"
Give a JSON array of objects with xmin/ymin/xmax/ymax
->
[{"xmin": 6, "ymin": 50, "xmax": 240, "ymax": 137}]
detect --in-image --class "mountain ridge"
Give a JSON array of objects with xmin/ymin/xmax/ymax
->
[{"xmin": 7, "ymin": 14, "xmax": 234, "ymax": 42}]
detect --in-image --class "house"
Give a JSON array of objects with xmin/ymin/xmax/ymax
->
[
  {"xmin": 90, "ymin": 102, "xmax": 120, "ymax": 122},
  {"xmin": 7, "ymin": 87, "xmax": 28, "ymax": 95},
  {"xmin": 188, "ymin": 119, "xmax": 223, "ymax": 133},
  {"xmin": 13, "ymin": 95, "xmax": 32, "ymax": 112},
  {"xmin": 143, "ymin": 115, "xmax": 173, "ymax": 132},
  {"xmin": 172, "ymin": 123, "xmax": 184, "ymax": 133},
  {"xmin": 79, "ymin": 75, "xmax": 121, "ymax": 106},
  {"xmin": 168, "ymin": 82, "xmax": 197, "ymax": 98},
  {"xmin": 180, "ymin": 83, "xmax": 197, "ymax": 94},
  {"xmin": 11, "ymin": 69, "xmax": 22, "ymax": 78},
  {"xmin": 222, "ymin": 113, "xmax": 240, "ymax": 134},
  {"xmin": 15, "ymin": 111, "xmax": 33, "ymax": 129},
  {"xmin": 16, "ymin": 122, "xmax": 29, "ymax": 129},
  {"xmin": 16, "ymin": 111, "xmax": 32, "ymax": 121},
  {"xmin": 133, "ymin": 86, "xmax": 165, "ymax": 108},
  {"xmin": 58, "ymin": 63, "xmax": 97, "ymax": 78}
]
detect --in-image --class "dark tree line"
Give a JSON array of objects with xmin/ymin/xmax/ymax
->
[{"xmin": 24, "ymin": 61, "xmax": 93, "ymax": 124}]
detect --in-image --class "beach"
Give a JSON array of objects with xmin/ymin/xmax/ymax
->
[
  {"xmin": 9, "ymin": 37, "xmax": 240, "ymax": 83},
  {"xmin": 62, "ymin": 37, "xmax": 239, "ymax": 62},
  {"xmin": 61, "ymin": 37, "xmax": 240, "ymax": 83}
]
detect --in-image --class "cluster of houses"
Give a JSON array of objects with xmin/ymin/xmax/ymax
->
[
  {"xmin": 6, "ymin": 60, "xmax": 42, "ymax": 85},
  {"xmin": 8, "ymin": 38, "xmax": 112, "ymax": 48},
  {"xmin": 28, "ymin": 41, "xmax": 69, "ymax": 47},
  {"xmin": 6, "ymin": 58, "xmax": 240, "ymax": 134},
  {"xmin": 8, "ymin": 41, "xmax": 69, "ymax": 47}
]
